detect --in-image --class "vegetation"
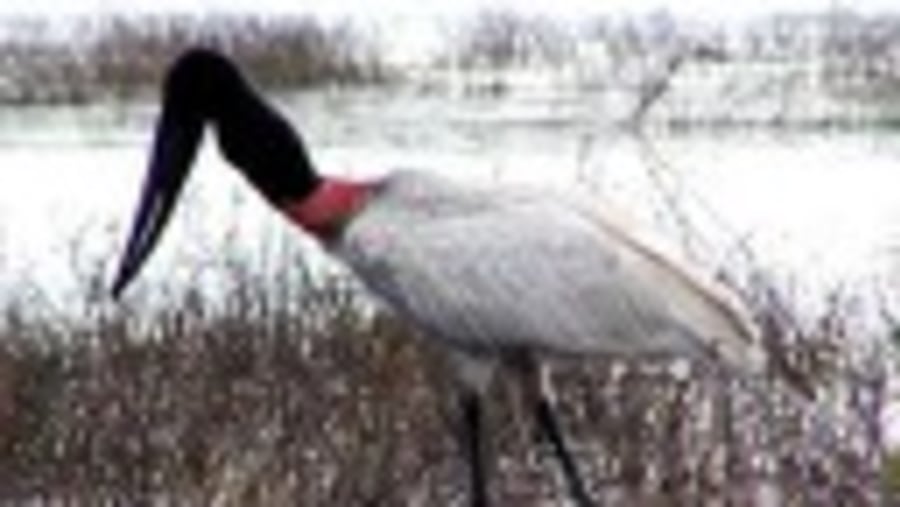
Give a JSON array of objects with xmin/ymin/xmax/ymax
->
[
  {"xmin": 0, "ymin": 15, "xmax": 387, "ymax": 103},
  {"xmin": 1, "ymin": 10, "xmax": 900, "ymax": 130},
  {"xmin": 441, "ymin": 10, "xmax": 576, "ymax": 69},
  {"xmin": 0, "ymin": 220, "xmax": 887, "ymax": 504}
]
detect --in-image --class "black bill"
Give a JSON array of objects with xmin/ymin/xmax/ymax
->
[{"xmin": 111, "ymin": 102, "xmax": 203, "ymax": 298}]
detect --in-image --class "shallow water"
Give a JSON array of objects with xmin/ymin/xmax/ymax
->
[
  {"xmin": 0, "ymin": 92, "xmax": 896, "ymax": 308},
  {"xmin": 1, "ymin": 91, "xmax": 900, "ymax": 447}
]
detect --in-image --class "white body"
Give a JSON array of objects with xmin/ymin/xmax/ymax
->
[{"xmin": 331, "ymin": 171, "xmax": 759, "ymax": 371}]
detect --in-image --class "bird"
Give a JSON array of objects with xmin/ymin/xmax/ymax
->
[{"xmin": 111, "ymin": 48, "xmax": 762, "ymax": 507}]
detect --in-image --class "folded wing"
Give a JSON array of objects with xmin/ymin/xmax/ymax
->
[{"xmin": 334, "ymin": 172, "xmax": 760, "ymax": 371}]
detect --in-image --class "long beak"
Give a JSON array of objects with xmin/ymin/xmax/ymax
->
[{"xmin": 111, "ymin": 103, "xmax": 204, "ymax": 299}]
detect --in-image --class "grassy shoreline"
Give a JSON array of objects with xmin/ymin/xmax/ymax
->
[
  {"xmin": 0, "ymin": 15, "xmax": 389, "ymax": 104},
  {"xmin": 1, "ymin": 10, "xmax": 900, "ymax": 125},
  {"xmin": 0, "ymin": 233, "xmax": 888, "ymax": 504}
]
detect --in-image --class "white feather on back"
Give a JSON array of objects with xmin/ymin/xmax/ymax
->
[{"xmin": 331, "ymin": 171, "xmax": 761, "ymax": 371}]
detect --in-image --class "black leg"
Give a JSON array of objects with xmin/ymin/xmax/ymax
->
[
  {"xmin": 460, "ymin": 391, "xmax": 488, "ymax": 507},
  {"xmin": 508, "ymin": 353, "xmax": 596, "ymax": 507},
  {"xmin": 534, "ymin": 394, "xmax": 596, "ymax": 507}
]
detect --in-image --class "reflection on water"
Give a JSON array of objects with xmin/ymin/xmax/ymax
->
[{"xmin": 0, "ymin": 92, "xmax": 897, "ymax": 313}]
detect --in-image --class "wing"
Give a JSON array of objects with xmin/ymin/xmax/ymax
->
[{"xmin": 334, "ymin": 172, "xmax": 759, "ymax": 370}]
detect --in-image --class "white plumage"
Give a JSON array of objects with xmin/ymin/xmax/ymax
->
[{"xmin": 331, "ymin": 170, "xmax": 760, "ymax": 375}]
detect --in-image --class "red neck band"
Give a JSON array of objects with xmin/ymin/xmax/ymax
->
[{"xmin": 281, "ymin": 178, "xmax": 370, "ymax": 239}]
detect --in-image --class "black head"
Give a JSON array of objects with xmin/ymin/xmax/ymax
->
[{"xmin": 111, "ymin": 48, "xmax": 320, "ymax": 298}]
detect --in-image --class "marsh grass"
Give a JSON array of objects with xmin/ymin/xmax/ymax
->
[
  {"xmin": 3, "ymin": 10, "xmax": 900, "ymax": 133},
  {"xmin": 0, "ymin": 15, "xmax": 388, "ymax": 104},
  {"xmin": 0, "ymin": 220, "xmax": 887, "ymax": 505}
]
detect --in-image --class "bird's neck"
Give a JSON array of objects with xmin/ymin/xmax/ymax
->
[{"xmin": 281, "ymin": 177, "xmax": 372, "ymax": 240}]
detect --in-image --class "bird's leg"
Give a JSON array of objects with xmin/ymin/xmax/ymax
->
[
  {"xmin": 458, "ymin": 390, "xmax": 488, "ymax": 507},
  {"xmin": 513, "ymin": 355, "xmax": 596, "ymax": 507},
  {"xmin": 534, "ymin": 395, "xmax": 596, "ymax": 507},
  {"xmin": 449, "ymin": 353, "xmax": 495, "ymax": 507}
]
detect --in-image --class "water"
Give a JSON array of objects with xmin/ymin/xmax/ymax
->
[
  {"xmin": 1, "ymin": 93, "xmax": 896, "ymax": 300},
  {"xmin": 0, "ymin": 90, "xmax": 899, "ymax": 446}
]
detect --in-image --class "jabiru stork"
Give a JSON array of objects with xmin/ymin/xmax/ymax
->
[{"xmin": 111, "ymin": 49, "xmax": 763, "ymax": 507}]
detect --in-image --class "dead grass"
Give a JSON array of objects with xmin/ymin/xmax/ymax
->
[
  {"xmin": 0, "ymin": 15, "xmax": 388, "ymax": 104},
  {"xmin": 0, "ymin": 225, "xmax": 887, "ymax": 505}
]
